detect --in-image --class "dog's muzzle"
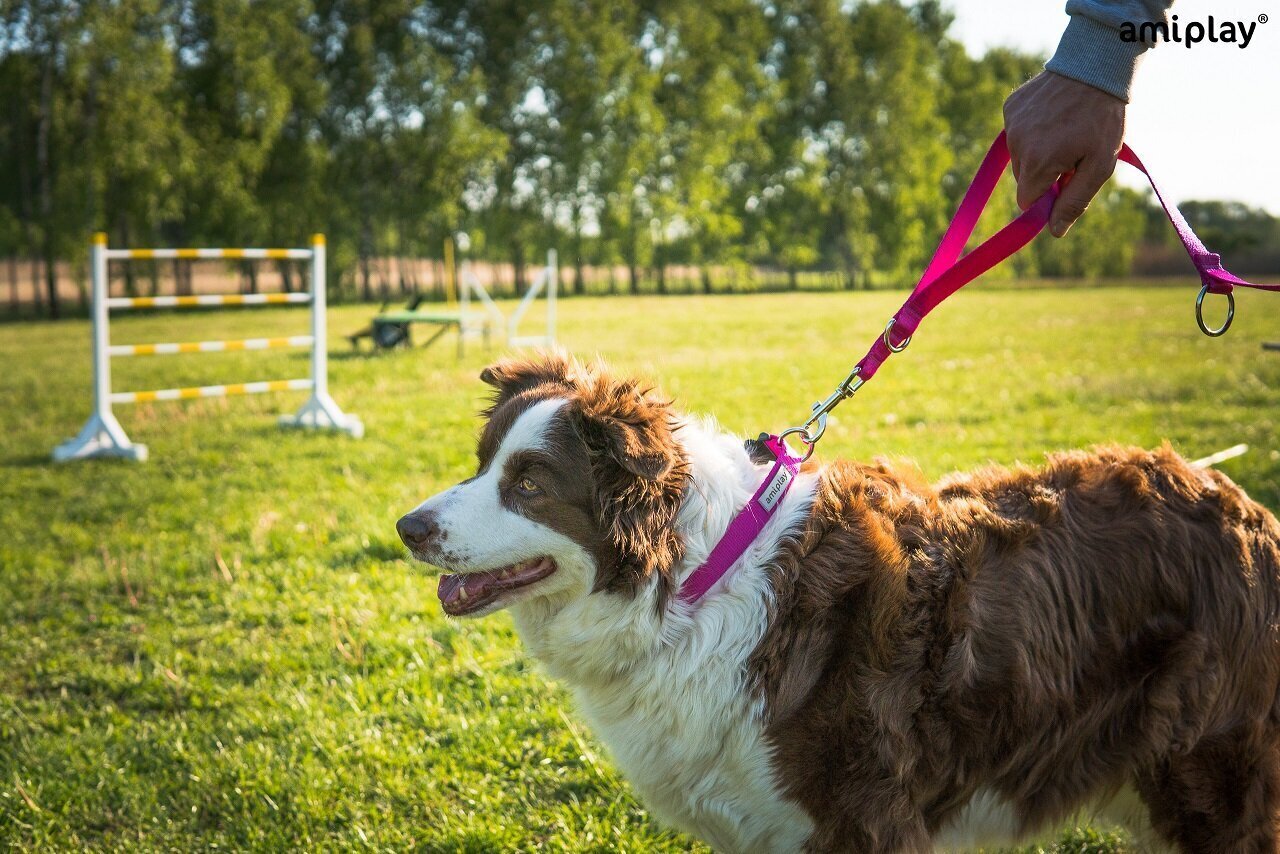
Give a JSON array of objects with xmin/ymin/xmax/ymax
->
[{"xmin": 397, "ymin": 510, "xmax": 441, "ymax": 555}]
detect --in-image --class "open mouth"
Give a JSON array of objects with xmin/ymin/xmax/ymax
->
[{"xmin": 437, "ymin": 557, "xmax": 557, "ymax": 616}]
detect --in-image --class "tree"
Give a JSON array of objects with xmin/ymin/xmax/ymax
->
[
  {"xmin": 1030, "ymin": 185, "xmax": 1149, "ymax": 278},
  {"xmin": 1179, "ymin": 201, "xmax": 1279, "ymax": 255},
  {"xmin": 0, "ymin": 0, "xmax": 1174, "ymax": 317}
]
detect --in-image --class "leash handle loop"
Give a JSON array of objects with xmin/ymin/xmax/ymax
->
[
  {"xmin": 1196, "ymin": 284, "xmax": 1235, "ymax": 337},
  {"xmin": 784, "ymin": 131, "xmax": 1280, "ymax": 455}
]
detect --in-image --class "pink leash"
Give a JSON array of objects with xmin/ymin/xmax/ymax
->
[
  {"xmin": 858, "ymin": 131, "xmax": 1280, "ymax": 385},
  {"xmin": 679, "ymin": 131, "xmax": 1278, "ymax": 606},
  {"xmin": 784, "ymin": 131, "xmax": 1280, "ymax": 462}
]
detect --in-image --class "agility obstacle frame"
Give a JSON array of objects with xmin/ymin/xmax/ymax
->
[
  {"xmin": 508, "ymin": 249, "xmax": 557, "ymax": 348},
  {"xmin": 458, "ymin": 261, "xmax": 506, "ymax": 351},
  {"xmin": 455, "ymin": 249, "xmax": 557, "ymax": 351},
  {"xmin": 53, "ymin": 233, "xmax": 362, "ymax": 463}
]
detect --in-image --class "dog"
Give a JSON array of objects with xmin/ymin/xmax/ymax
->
[{"xmin": 397, "ymin": 352, "xmax": 1280, "ymax": 853}]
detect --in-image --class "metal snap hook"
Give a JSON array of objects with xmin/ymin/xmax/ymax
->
[
  {"xmin": 883, "ymin": 317, "xmax": 912, "ymax": 352},
  {"xmin": 1195, "ymin": 284, "xmax": 1234, "ymax": 337}
]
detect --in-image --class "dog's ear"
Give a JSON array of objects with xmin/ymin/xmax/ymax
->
[
  {"xmin": 577, "ymin": 377, "xmax": 687, "ymax": 598},
  {"xmin": 480, "ymin": 350, "xmax": 580, "ymax": 415},
  {"xmin": 589, "ymin": 412, "xmax": 675, "ymax": 481}
]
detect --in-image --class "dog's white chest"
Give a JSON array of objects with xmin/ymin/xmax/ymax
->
[
  {"xmin": 517, "ymin": 578, "xmax": 815, "ymax": 854},
  {"xmin": 570, "ymin": 664, "xmax": 811, "ymax": 853},
  {"xmin": 510, "ymin": 432, "xmax": 819, "ymax": 852}
]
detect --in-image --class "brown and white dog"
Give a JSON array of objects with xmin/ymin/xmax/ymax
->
[{"xmin": 397, "ymin": 352, "xmax": 1280, "ymax": 853}]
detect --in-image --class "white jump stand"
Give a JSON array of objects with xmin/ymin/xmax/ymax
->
[
  {"xmin": 278, "ymin": 236, "xmax": 362, "ymax": 437},
  {"xmin": 279, "ymin": 392, "xmax": 364, "ymax": 438},
  {"xmin": 53, "ymin": 233, "xmax": 362, "ymax": 461},
  {"xmin": 53, "ymin": 412, "xmax": 148, "ymax": 462},
  {"xmin": 53, "ymin": 234, "xmax": 148, "ymax": 461}
]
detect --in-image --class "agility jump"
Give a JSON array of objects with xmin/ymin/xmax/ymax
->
[
  {"xmin": 353, "ymin": 248, "xmax": 557, "ymax": 355},
  {"xmin": 53, "ymin": 233, "xmax": 362, "ymax": 463},
  {"xmin": 505, "ymin": 248, "xmax": 557, "ymax": 348},
  {"xmin": 461, "ymin": 248, "xmax": 557, "ymax": 349}
]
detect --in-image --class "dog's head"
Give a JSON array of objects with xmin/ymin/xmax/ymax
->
[{"xmin": 397, "ymin": 352, "xmax": 689, "ymax": 618}]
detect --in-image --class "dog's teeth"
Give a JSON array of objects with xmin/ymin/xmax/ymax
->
[{"xmin": 457, "ymin": 586, "xmax": 469, "ymax": 601}]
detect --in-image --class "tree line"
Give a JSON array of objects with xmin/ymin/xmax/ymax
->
[{"xmin": 3, "ymin": 0, "xmax": 1271, "ymax": 318}]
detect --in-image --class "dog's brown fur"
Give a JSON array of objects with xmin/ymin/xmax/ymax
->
[{"xmin": 750, "ymin": 445, "xmax": 1280, "ymax": 852}]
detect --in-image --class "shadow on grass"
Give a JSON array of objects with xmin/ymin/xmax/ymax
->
[
  {"xmin": 327, "ymin": 537, "xmax": 410, "ymax": 568},
  {"xmin": 0, "ymin": 450, "xmax": 150, "ymax": 469},
  {"xmin": 2, "ymin": 452, "xmax": 56, "ymax": 468},
  {"xmin": 328, "ymin": 345, "xmax": 475, "ymax": 362}
]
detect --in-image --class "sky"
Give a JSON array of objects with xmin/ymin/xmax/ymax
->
[{"xmin": 945, "ymin": 0, "xmax": 1280, "ymax": 214}]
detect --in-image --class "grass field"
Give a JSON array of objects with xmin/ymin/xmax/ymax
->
[{"xmin": 2, "ymin": 286, "xmax": 1277, "ymax": 851}]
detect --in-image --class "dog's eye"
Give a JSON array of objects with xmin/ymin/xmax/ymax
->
[{"xmin": 516, "ymin": 477, "xmax": 541, "ymax": 495}]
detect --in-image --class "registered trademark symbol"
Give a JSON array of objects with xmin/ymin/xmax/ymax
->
[{"xmin": 1260, "ymin": 13, "xmax": 1270, "ymax": 24}]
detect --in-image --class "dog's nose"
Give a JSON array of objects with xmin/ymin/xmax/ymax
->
[{"xmin": 397, "ymin": 511, "xmax": 441, "ymax": 551}]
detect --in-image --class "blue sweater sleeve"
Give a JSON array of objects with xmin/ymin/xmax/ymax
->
[{"xmin": 1045, "ymin": 0, "xmax": 1175, "ymax": 102}]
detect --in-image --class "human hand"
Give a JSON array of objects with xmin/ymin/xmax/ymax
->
[{"xmin": 1003, "ymin": 71, "xmax": 1126, "ymax": 238}]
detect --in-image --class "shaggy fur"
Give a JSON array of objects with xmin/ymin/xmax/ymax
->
[
  {"xmin": 400, "ymin": 353, "xmax": 1280, "ymax": 853},
  {"xmin": 754, "ymin": 447, "xmax": 1280, "ymax": 851}
]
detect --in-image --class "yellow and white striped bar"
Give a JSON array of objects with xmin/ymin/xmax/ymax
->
[
  {"xmin": 110, "ymin": 378, "xmax": 313, "ymax": 404},
  {"xmin": 105, "ymin": 293, "xmax": 312, "ymax": 309},
  {"xmin": 108, "ymin": 335, "xmax": 314, "ymax": 357},
  {"xmin": 104, "ymin": 247, "xmax": 313, "ymax": 260}
]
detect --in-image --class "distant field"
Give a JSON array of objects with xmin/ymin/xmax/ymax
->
[{"xmin": 1, "ymin": 286, "xmax": 1277, "ymax": 850}]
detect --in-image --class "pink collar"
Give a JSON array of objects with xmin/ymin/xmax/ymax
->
[{"xmin": 677, "ymin": 435, "xmax": 802, "ymax": 604}]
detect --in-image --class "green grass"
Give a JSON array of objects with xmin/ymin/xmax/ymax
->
[{"xmin": 1, "ymin": 286, "xmax": 1277, "ymax": 850}]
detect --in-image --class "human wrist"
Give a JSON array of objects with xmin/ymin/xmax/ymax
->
[{"xmin": 1045, "ymin": 14, "xmax": 1147, "ymax": 103}]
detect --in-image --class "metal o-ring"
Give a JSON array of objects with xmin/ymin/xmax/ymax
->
[
  {"xmin": 1195, "ymin": 284, "xmax": 1234, "ymax": 337},
  {"xmin": 778, "ymin": 426, "xmax": 818, "ymax": 461},
  {"xmin": 883, "ymin": 317, "xmax": 912, "ymax": 352}
]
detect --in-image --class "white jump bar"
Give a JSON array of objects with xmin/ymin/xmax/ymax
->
[
  {"xmin": 109, "ymin": 336, "xmax": 314, "ymax": 357},
  {"xmin": 1191, "ymin": 443, "xmax": 1249, "ymax": 469},
  {"xmin": 110, "ymin": 378, "xmax": 314, "ymax": 404},
  {"xmin": 104, "ymin": 248, "xmax": 313, "ymax": 260},
  {"xmin": 106, "ymin": 293, "xmax": 312, "ymax": 309}
]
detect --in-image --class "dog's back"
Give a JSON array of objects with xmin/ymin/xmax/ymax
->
[{"xmin": 757, "ymin": 444, "xmax": 1280, "ymax": 852}]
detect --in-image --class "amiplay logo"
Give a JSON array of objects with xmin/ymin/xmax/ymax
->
[
  {"xmin": 757, "ymin": 466, "xmax": 793, "ymax": 512},
  {"xmin": 1120, "ymin": 14, "xmax": 1268, "ymax": 49}
]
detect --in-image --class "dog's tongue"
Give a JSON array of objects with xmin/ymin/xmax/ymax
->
[
  {"xmin": 437, "ymin": 558, "xmax": 553, "ymax": 607},
  {"xmin": 437, "ymin": 572, "xmax": 475, "ymax": 605}
]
